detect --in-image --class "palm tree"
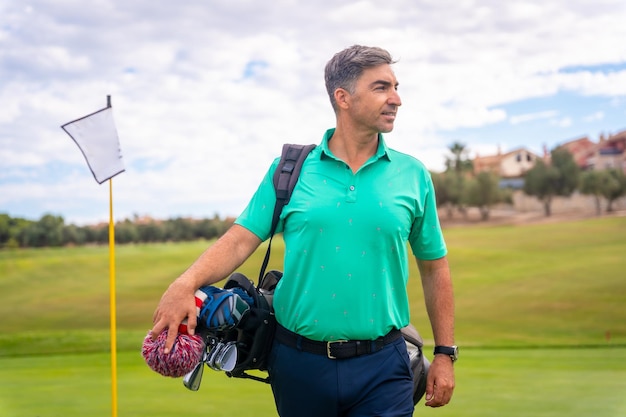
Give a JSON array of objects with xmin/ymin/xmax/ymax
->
[{"xmin": 443, "ymin": 142, "xmax": 473, "ymax": 218}]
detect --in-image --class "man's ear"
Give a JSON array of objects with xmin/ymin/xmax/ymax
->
[{"xmin": 334, "ymin": 88, "xmax": 350, "ymax": 110}]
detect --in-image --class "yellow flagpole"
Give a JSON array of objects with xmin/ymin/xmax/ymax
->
[{"xmin": 109, "ymin": 178, "xmax": 118, "ymax": 417}]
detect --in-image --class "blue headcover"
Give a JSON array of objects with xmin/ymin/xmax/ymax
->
[{"xmin": 196, "ymin": 286, "xmax": 255, "ymax": 331}]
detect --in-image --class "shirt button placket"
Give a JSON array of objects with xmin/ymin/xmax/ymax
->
[{"xmin": 347, "ymin": 184, "xmax": 357, "ymax": 202}]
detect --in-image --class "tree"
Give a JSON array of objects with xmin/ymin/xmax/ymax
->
[
  {"xmin": 20, "ymin": 214, "xmax": 65, "ymax": 247},
  {"xmin": 579, "ymin": 170, "xmax": 606, "ymax": 215},
  {"xmin": 63, "ymin": 224, "xmax": 87, "ymax": 246},
  {"xmin": 137, "ymin": 220, "xmax": 165, "ymax": 242},
  {"xmin": 431, "ymin": 171, "xmax": 465, "ymax": 219},
  {"xmin": 0, "ymin": 214, "xmax": 10, "ymax": 246},
  {"xmin": 0, "ymin": 213, "xmax": 235, "ymax": 248},
  {"xmin": 195, "ymin": 215, "xmax": 230, "ymax": 240},
  {"xmin": 115, "ymin": 219, "xmax": 139, "ymax": 244},
  {"xmin": 523, "ymin": 148, "xmax": 580, "ymax": 216},
  {"xmin": 164, "ymin": 217, "xmax": 195, "ymax": 241},
  {"xmin": 465, "ymin": 172, "xmax": 511, "ymax": 220},
  {"xmin": 6, "ymin": 216, "xmax": 31, "ymax": 248},
  {"xmin": 442, "ymin": 142, "xmax": 473, "ymax": 218},
  {"xmin": 430, "ymin": 172, "xmax": 447, "ymax": 207},
  {"xmin": 445, "ymin": 142, "xmax": 473, "ymax": 174},
  {"xmin": 599, "ymin": 168, "xmax": 626, "ymax": 212}
]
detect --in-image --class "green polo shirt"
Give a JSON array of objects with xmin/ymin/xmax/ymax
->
[{"xmin": 235, "ymin": 128, "xmax": 447, "ymax": 341}]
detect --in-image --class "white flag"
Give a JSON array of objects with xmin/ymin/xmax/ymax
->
[{"xmin": 62, "ymin": 105, "xmax": 125, "ymax": 184}]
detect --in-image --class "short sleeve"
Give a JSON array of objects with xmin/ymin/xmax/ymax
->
[
  {"xmin": 234, "ymin": 158, "xmax": 280, "ymax": 241},
  {"xmin": 408, "ymin": 171, "xmax": 447, "ymax": 260}
]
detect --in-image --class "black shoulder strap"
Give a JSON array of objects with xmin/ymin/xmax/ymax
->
[
  {"xmin": 258, "ymin": 143, "xmax": 316, "ymax": 282},
  {"xmin": 270, "ymin": 144, "xmax": 317, "ymax": 236}
]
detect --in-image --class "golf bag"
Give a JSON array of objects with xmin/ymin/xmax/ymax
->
[
  {"xmin": 185, "ymin": 144, "xmax": 316, "ymax": 387},
  {"xmin": 220, "ymin": 143, "xmax": 317, "ymax": 382},
  {"xmin": 401, "ymin": 324, "xmax": 431, "ymax": 404},
  {"xmin": 218, "ymin": 269, "xmax": 282, "ymax": 382}
]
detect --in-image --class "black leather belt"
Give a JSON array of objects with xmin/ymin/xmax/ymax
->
[{"xmin": 275, "ymin": 324, "xmax": 402, "ymax": 359}]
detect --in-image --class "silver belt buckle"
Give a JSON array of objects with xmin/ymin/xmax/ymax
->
[{"xmin": 326, "ymin": 340, "xmax": 348, "ymax": 359}]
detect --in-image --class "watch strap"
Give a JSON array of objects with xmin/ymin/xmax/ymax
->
[{"xmin": 433, "ymin": 345, "xmax": 458, "ymax": 362}]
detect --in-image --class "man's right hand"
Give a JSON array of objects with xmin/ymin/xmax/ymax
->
[
  {"xmin": 150, "ymin": 280, "xmax": 198, "ymax": 354},
  {"xmin": 148, "ymin": 225, "xmax": 263, "ymax": 353}
]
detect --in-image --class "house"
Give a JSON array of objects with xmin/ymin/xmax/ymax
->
[
  {"xmin": 473, "ymin": 147, "xmax": 543, "ymax": 182},
  {"xmin": 554, "ymin": 130, "xmax": 626, "ymax": 173},
  {"xmin": 469, "ymin": 129, "xmax": 626, "ymax": 190},
  {"xmin": 472, "ymin": 147, "xmax": 544, "ymax": 189},
  {"xmin": 555, "ymin": 136, "xmax": 596, "ymax": 169},
  {"xmin": 587, "ymin": 130, "xmax": 626, "ymax": 173}
]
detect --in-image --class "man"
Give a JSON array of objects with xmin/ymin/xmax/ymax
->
[{"xmin": 151, "ymin": 45, "xmax": 455, "ymax": 416}]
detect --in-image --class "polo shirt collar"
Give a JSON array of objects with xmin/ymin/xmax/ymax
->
[{"xmin": 320, "ymin": 128, "xmax": 391, "ymax": 162}]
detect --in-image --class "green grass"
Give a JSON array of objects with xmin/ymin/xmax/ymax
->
[
  {"xmin": 1, "ymin": 216, "xmax": 625, "ymax": 416},
  {"xmin": 1, "ymin": 348, "xmax": 625, "ymax": 416},
  {"xmin": 412, "ymin": 216, "xmax": 626, "ymax": 347},
  {"xmin": 0, "ymin": 351, "xmax": 278, "ymax": 417}
]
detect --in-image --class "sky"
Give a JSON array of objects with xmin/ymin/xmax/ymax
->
[{"xmin": 2, "ymin": 0, "xmax": 626, "ymax": 225}]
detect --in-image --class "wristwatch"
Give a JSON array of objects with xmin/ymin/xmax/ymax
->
[{"xmin": 433, "ymin": 345, "xmax": 458, "ymax": 362}]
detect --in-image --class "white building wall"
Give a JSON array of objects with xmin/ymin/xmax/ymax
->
[{"xmin": 500, "ymin": 150, "xmax": 539, "ymax": 177}]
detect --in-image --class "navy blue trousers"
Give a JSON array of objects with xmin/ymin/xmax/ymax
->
[{"xmin": 267, "ymin": 334, "xmax": 414, "ymax": 417}]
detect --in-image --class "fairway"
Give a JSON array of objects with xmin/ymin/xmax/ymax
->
[
  {"xmin": 1, "ymin": 216, "xmax": 625, "ymax": 416},
  {"xmin": 1, "ymin": 347, "xmax": 625, "ymax": 417}
]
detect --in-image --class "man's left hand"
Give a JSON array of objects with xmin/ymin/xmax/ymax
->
[{"xmin": 424, "ymin": 354, "xmax": 455, "ymax": 407}]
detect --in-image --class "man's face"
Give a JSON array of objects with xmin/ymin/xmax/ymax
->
[{"xmin": 344, "ymin": 64, "xmax": 402, "ymax": 134}]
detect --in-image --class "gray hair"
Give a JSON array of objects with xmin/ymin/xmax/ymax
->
[{"xmin": 324, "ymin": 45, "xmax": 396, "ymax": 112}]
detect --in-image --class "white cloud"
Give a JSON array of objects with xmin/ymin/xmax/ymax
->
[
  {"xmin": 552, "ymin": 117, "xmax": 573, "ymax": 128},
  {"xmin": 510, "ymin": 110, "xmax": 559, "ymax": 125},
  {"xmin": 583, "ymin": 111, "xmax": 605, "ymax": 123},
  {"xmin": 2, "ymin": 0, "xmax": 626, "ymax": 223},
  {"xmin": 561, "ymin": 70, "xmax": 626, "ymax": 96}
]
